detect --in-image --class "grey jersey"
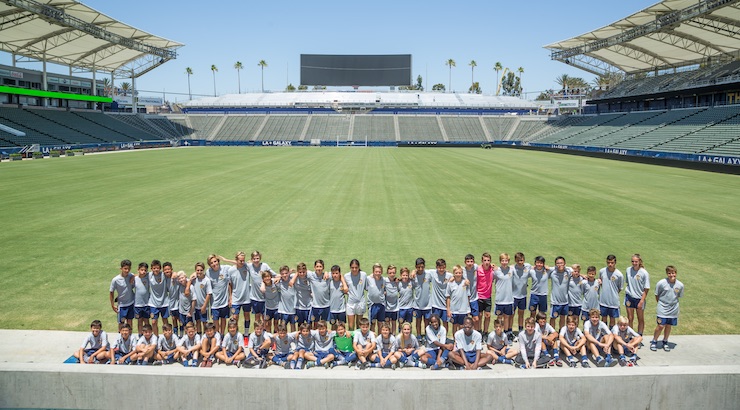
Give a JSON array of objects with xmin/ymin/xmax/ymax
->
[
  {"xmin": 625, "ymin": 267, "xmax": 650, "ymax": 299},
  {"xmin": 599, "ymin": 268, "xmax": 624, "ymax": 309},
  {"xmin": 537, "ymin": 322, "xmax": 557, "ymax": 338},
  {"xmin": 247, "ymin": 331, "xmax": 272, "ymax": 349},
  {"xmin": 518, "ymin": 329, "xmax": 542, "ymax": 358},
  {"xmin": 655, "ymin": 279, "xmax": 684, "ymax": 319},
  {"xmin": 559, "ymin": 326, "xmax": 584, "ymax": 345},
  {"xmin": 464, "ymin": 264, "xmax": 479, "ymax": 302},
  {"xmin": 113, "ymin": 334, "xmax": 137, "ymax": 354},
  {"xmin": 446, "ymin": 279, "xmax": 471, "ymax": 314},
  {"xmin": 307, "ymin": 271, "xmax": 331, "ymax": 308},
  {"xmin": 221, "ymin": 332, "xmax": 245, "ymax": 353},
  {"xmin": 133, "ymin": 275, "xmax": 150, "ymax": 307},
  {"xmin": 385, "ymin": 280, "xmax": 400, "ymax": 312},
  {"xmin": 110, "ymin": 274, "xmax": 135, "ymax": 307},
  {"xmin": 230, "ymin": 265, "xmax": 251, "ymax": 305},
  {"xmin": 375, "ymin": 334, "xmax": 397, "ymax": 355},
  {"xmin": 206, "ymin": 265, "xmax": 231, "ymax": 309},
  {"xmin": 264, "ymin": 282, "xmax": 280, "ymax": 310},
  {"xmin": 311, "ymin": 330, "xmax": 336, "ymax": 352},
  {"xmin": 157, "ymin": 334, "xmax": 178, "ymax": 352},
  {"xmin": 398, "ymin": 281, "xmax": 415, "ymax": 309},
  {"xmin": 425, "ymin": 325, "xmax": 447, "ymax": 350},
  {"xmin": 512, "ymin": 263, "xmax": 531, "ymax": 299},
  {"xmin": 293, "ymin": 276, "xmax": 312, "ymax": 310},
  {"xmin": 192, "ymin": 276, "xmax": 212, "ymax": 310},
  {"xmin": 248, "ymin": 262, "xmax": 275, "ymax": 302},
  {"xmin": 177, "ymin": 333, "xmax": 201, "ymax": 349},
  {"xmin": 353, "ymin": 330, "xmax": 375, "ymax": 348},
  {"xmin": 366, "ymin": 275, "xmax": 386, "ymax": 305},
  {"xmin": 81, "ymin": 331, "xmax": 109, "ymax": 350},
  {"xmin": 454, "ymin": 329, "xmax": 482, "ymax": 352},
  {"xmin": 494, "ymin": 266, "xmax": 514, "ymax": 305},
  {"xmin": 178, "ymin": 284, "xmax": 194, "ymax": 316},
  {"xmin": 329, "ymin": 279, "xmax": 346, "ymax": 313},
  {"xmin": 136, "ymin": 334, "xmax": 157, "ymax": 348},
  {"xmin": 584, "ymin": 320, "xmax": 611, "ymax": 340},
  {"xmin": 295, "ymin": 332, "xmax": 315, "ymax": 351},
  {"xmin": 147, "ymin": 272, "xmax": 168, "ymax": 308},
  {"xmin": 167, "ymin": 275, "xmax": 180, "ymax": 311},
  {"xmin": 277, "ymin": 277, "xmax": 296, "ymax": 315},
  {"xmin": 430, "ymin": 271, "xmax": 453, "ymax": 310},
  {"xmin": 529, "ymin": 268, "xmax": 551, "ymax": 296},
  {"xmin": 568, "ymin": 274, "xmax": 583, "ymax": 307},
  {"xmin": 344, "ymin": 271, "xmax": 368, "ymax": 305},
  {"xmin": 611, "ymin": 325, "xmax": 639, "ymax": 342},
  {"xmin": 413, "ymin": 269, "xmax": 434, "ymax": 310},
  {"xmin": 273, "ymin": 334, "xmax": 295, "ymax": 355},
  {"xmin": 486, "ymin": 331, "xmax": 510, "ymax": 351},
  {"xmin": 549, "ymin": 268, "xmax": 572, "ymax": 306},
  {"xmin": 396, "ymin": 334, "xmax": 420, "ymax": 350},
  {"xmin": 580, "ymin": 279, "xmax": 601, "ymax": 311}
]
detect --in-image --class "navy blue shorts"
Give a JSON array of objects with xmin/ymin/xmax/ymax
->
[
  {"xmin": 311, "ymin": 307, "xmax": 330, "ymax": 323},
  {"xmin": 568, "ymin": 306, "xmax": 582, "ymax": 317},
  {"xmin": 231, "ymin": 303, "xmax": 251, "ymax": 317},
  {"xmin": 211, "ymin": 306, "xmax": 230, "ymax": 321},
  {"xmin": 657, "ymin": 317, "xmax": 678, "ymax": 326},
  {"xmin": 315, "ymin": 350, "xmax": 334, "ymax": 362},
  {"xmin": 431, "ymin": 307, "xmax": 448, "ymax": 323},
  {"xmin": 399, "ymin": 309, "xmax": 413, "ymax": 324},
  {"xmin": 179, "ymin": 312, "xmax": 193, "ymax": 326},
  {"xmin": 385, "ymin": 310, "xmax": 398, "ymax": 321},
  {"xmin": 250, "ymin": 300, "xmax": 266, "ymax": 315},
  {"xmin": 469, "ymin": 300, "xmax": 480, "ymax": 317},
  {"xmin": 118, "ymin": 304, "xmax": 135, "ymax": 322},
  {"xmin": 414, "ymin": 308, "xmax": 431, "ymax": 320},
  {"xmin": 279, "ymin": 313, "xmax": 295, "ymax": 324},
  {"xmin": 464, "ymin": 350, "xmax": 477, "ymax": 363},
  {"xmin": 551, "ymin": 304, "xmax": 569, "ymax": 318},
  {"xmin": 370, "ymin": 303, "xmax": 386, "ymax": 323},
  {"xmin": 264, "ymin": 308, "xmax": 278, "ymax": 321},
  {"xmin": 273, "ymin": 353, "xmax": 291, "ymax": 364},
  {"xmin": 529, "ymin": 294, "xmax": 547, "ymax": 313},
  {"xmin": 114, "ymin": 352, "xmax": 132, "ymax": 364},
  {"xmin": 600, "ymin": 305, "xmax": 620, "ymax": 318},
  {"xmin": 494, "ymin": 304, "xmax": 514, "ymax": 316},
  {"xmin": 624, "ymin": 295, "xmax": 644, "ymax": 310},
  {"xmin": 514, "ymin": 297, "xmax": 527, "ymax": 311},
  {"xmin": 149, "ymin": 306, "xmax": 169, "ymax": 319},
  {"xmin": 134, "ymin": 306, "xmax": 150, "ymax": 319},
  {"xmin": 329, "ymin": 312, "xmax": 346, "ymax": 325},
  {"xmin": 451, "ymin": 313, "xmax": 467, "ymax": 325},
  {"xmin": 194, "ymin": 309, "xmax": 208, "ymax": 323},
  {"xmin": 295, "ymin": 309, "xmax": 310, "ymax": 325}
]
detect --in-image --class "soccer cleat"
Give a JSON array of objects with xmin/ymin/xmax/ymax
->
[
  {"xmin": 398, "ymin": 359, "xmax": 405, "ymax": 369},
  {"xmin": 354, "ymin": 362, "xmax": 362, "ymax": 370},
  {"xmin": 604, "ymin": 355, "xmax": 613, "ymax": 367},
  {"xmin": 619, "ymin": 359, "xmax": 627, "ymax": 367},
  {"xmin": 323, "ymin": 361, "xmax": 331, "ymax": 369},
  {"xmin": 283, "ymin": 362, "xmax": 291, "ymax": 370},
  {"xmin": 650, "ymin": 341, "xmax": 657, "ymax": 351},
  {"xmin": 153, "ymin": 360, "xmax": 162, "ymax": 366},
  {"xmin": 418, "ymin": 363, "xmax": 427, "ymax": 369},
  {"xmin": 625, "ymin": 360, "xmax": 634, "ymax": 367},
  {"xmin": 547, "ymin": 359, "xmax": 556, "ymax": 367},
  {"xmin": 595, "ymin": 357, "xmax": 605, "ymax": 367},
  {"xmin": 663, "ymin": 342, "xmax": 671, "ymax": 352},
  {"xmin": 360, "ymin": 361, "xmax": 369, "ymax": 370},
  {"xmin": 581, "ymin": 360, "xmax": 591, "ymax": 368},
  {"xmin": 555, "ymin": 359, "xmax": 563, "ymax": 367},
  {"xmin": 391, "ymin": 363, "xmax": 397, "ymax": 370}
]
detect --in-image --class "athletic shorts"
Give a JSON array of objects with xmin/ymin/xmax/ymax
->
[
  {"xmin": 370, "ymin": 303, "xmax": 386, "ymax": 323},
  {"xmin": 279, "ymin": 313, "xmax": 295, "ymax": 324},
  {"xmin": 495, "ymin": 304, "xmax": 514, "ymax": 316},
  {"xmin": 385, "ymin": 310, "xmax": 399, "ymax": 321},
  {"xmin": 469, "ymin": 300, "xmax": 480, "ymax": 317},
  {"xmin": 114, "ymin": 352, "xmax": 132, "ymax": 364},
  {"xmin": 514, "ymin": 297, "xmax": 527, "ymax": 311},
  {"xmin": 568, "ymin": 306, "xmax": 582, "ymax": 317},
  {"xmin": 211, "ymin": 306, "xmax": 230, "ymax": 320},
  {"xmin": 231, "ymin": 303, "xmax": 251, "ymax": 317},
  {"xmin": 149, "ymin": 306, "xmax": 169, "ymax": 319},
  {"xmin": 657, "ymin": 317, "xmax": 678, "ymax": 326},
  {"xmin": 600, "ymin": 305, "xmax": 620, "ymax": 318},
  {"xmin": 529, "ymin": 294, "xmax": 547, "ymax": 313},
  {"xmin": 272, "ymin": 353, "xmax": 290, "ymax": 364},
  {"xmin": 431, "ymin": 307, "xmax": 448, "ymax": 323},
  {"xmin": 346, "ymin": 302, "xmax": 366, "ymax": 316},
  {"xmin": 414, "ymin": 308, "xmax": 431, "ymax": 320},
  {"xmin": 310, "ymin": 307, "xmax": 330, "ymax": 323},
  {"xmin": 193, "ymin": 309, "xmax": 208, "ymax": 322},
  {"xmin": 264, "ymin": 308, "xmax": 278, "ymax": 321},
  {"xmin": 464, "ymin": 350, "xmax": 477, "ymax": 363},
  {"xmin": 624, "ymin": 295, "xmax": 644, "ymax": 310},
  {"xmin": 179, "ymin": 312, "xmax": 193, "ymax": 326},
  {"xmin": 134, "ymin": 306, "xmax": 150, "ymax": 319},
  {"xmin": 250, "ymin": 300, "xmax": 266, "ymax": 315},
  {"xmin": 315, "ymin": 350, "xmax": 334, "ymax": 362},
  {"xmin": 551, "ymin": 304, "xmax": 569, "ymax": 318},
  {"xmin": 478, "ymin": 298, "xmax": 492, "ymax": 313},
  {"xmin": 451, "ymin": 313, "xmax": 467, "ymax": 325},
  {"xmin": 295, "ymin": 309, "xmax": 311, "ymax": 325},
  {"xmin": 399, "ymin": 309, "xmax": 414, "ymax": 324},
  {"xmin": 118, "ymin": 304, "xmax": 135, "ymax": 322},
  {"xmin": 329, "ymin": 312, "xmax": 346, "ymax": 325}
]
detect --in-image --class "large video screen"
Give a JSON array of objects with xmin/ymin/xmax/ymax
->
[{"xmin": 300, "ymin": 54, "xmax": 411, "ymax": 86}]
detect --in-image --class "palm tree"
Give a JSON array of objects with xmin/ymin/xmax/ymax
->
[
  {"xmin": 446, "ymin": 59, "xmax": 456, "ymax": 92},
  {"xmin": 494, "ymin": 62, "xmax": 503, "ymax": 95},
  {"xmin": 234, "ymin": 61, "xmax": 243, "ymax": 94},
  {"xmin": 517, "ymin": 66, "xmax": 524, "ymax": 97},
  {"xmin": 120, "ymin": 82, "xmax": 131, "ymax": 96},
  {"xmin": 258, "ymin": 60, "xmax": 268, "ymax": 92},
  {"xmin": 469, "ymin": 60, "xmax": 477, "ymax": 92},
  {"xmin": 556, "ymin": 73, "xmax": 570, "ymax": 92},
  {"xmin": 185, "ymin": 67, "xmax": 193, "ymax": 100},
  {"xmin": 210, "ymin": 65, "xmax": 218, "ymax": 97}
]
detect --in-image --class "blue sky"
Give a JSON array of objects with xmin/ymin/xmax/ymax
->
[{"xmin": 3, "ymin": 0, "xmax": 659, "ymax": 102}]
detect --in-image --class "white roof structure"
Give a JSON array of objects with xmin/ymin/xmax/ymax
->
[
  {"xmin": 545, "ymin": 0, "xmax": 740, "ymax": 75},
  {"xmin": 0, "ymin": 0, "xmax": 183, "ymax": 78},
  {"xmin": 184, "ymin": 92, "xmax": 538, "ymax": 109}
]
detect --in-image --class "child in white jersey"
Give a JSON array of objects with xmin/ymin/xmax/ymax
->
[
  {"xmin": 486, "ymin": 319, "xmax": 517, "ymax": 365},
  {"xmin": 74, "ymin": 320, "xmax": 109, "ymax": 364},
  {"xmin": 612, "ymin": 316, "xmax": 642, "ymax": 366},
  {"xmin": 559, "ymin": 315, "xmax": 588, "ymax": 367}
]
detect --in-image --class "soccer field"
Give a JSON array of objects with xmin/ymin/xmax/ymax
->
[{"xmin": 1, "ymin": 147, "xmax": 737, "ymax": 334}]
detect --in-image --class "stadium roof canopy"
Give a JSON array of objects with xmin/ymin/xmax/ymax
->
[
  {"xmin": 0, "ymin": 0, "xmax": 183, "ymax": 78},
  {"xmin": 545, "ymin": 0, "xmax": 740, "ymax": 76}
]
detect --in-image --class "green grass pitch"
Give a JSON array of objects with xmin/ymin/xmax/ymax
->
[{"xmin": 0, "ymin": 147, "xmax": 737, "ymax": 334}]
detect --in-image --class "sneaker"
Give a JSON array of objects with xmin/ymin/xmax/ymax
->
[
  {"xmin": 283, "ymin": 362, "xmax": 291, "ymax": 370},
  {"xmin": 650, "ymin": 341, "xmax": 657, "ymax": 351},
  {"xmin": 391, "ymin": 363, "xmax": 397, "ymax": 370},
  {"xmin": 555, "ymin": 359, "xmax": 563, "ymax": 367},
  {"xmin": 360, "ymin": 361, "xmax": 368, "ymax": 370},
  {"xmin": 153, "ymin": 360, "xmax": 162, "ymax": 366},
  {"xmin": 398, "ymin": 360, "xmax": 405, "ymax": 369},
  {"xmin": 619, "ymin": 358, "xmax": 627, "ymax": 367},
  {"xmin": 547, "ymin": 359, "xmax": 556, "ymax": 367},
  {"xmin": 329, "ymin": 361, "xmax": 336, "ymax": 369},
  {"xmin": 431, "ymin": 363, "xmax": 440, "ymax": 370},
  {"xmin": 306, "ymin": 361, "xmax": 315, "ymax": 369},
  {"xmin": 190, "ymin": 359, "xmax": 198, "ymax": 367},
  {"xmin": 605, "ymin": 355, "xmax": 613, "ymax": 366},
  {"xmin": 259, "ymin": 359, "xmax": 268, "ymax": 369},
  {"xmin": 182, "ymin": 360, "xmax": 189, "ymax": 367},
  {"xmin": 323, "ymin": 362, "xmax": 331, "ymax": 369},
  {"xmin": 625, "ymin": 360, "xmax": 634, "ymax": 367},
  {"xmin": 419, "ymin": 363, "xmax": 427, "ymax": 369},
  {"xmin": 354, "ymin": 362, "xmax": 362, "ymax": 370},
  {"xmin": 235, "ymin": 360, "xmax": 242, "ymax": 368},
  {"xmin": 581, "ymin": 360, "xmax": 590, "ymax": 368},
  {"xmin": 596, "ymin": 357, "xmax": 605, "ymax": 367},
  {"xmin": 663, "ymin": 342, "xmax": 671, "ymax": 352},
  {"xmin": 205, "ymin": 360, "xmax": 213, "ymax": 368}
]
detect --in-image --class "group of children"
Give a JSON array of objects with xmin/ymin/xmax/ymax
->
[{"xmin": 94, "ymin": 251, "xmax": 684, "ymax": 369}]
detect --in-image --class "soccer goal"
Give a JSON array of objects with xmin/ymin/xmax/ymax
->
[{"xmin": 336, "ymin": 135, "xmax": 367, "ymax": 147}]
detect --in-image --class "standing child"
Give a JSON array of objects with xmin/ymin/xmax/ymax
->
[
  {"xmin": 191, "ymin": 262, "xmax": 212, "ymax": 335},
  {"xmin": 559, "ymin": 315, "xmax": 588, "ymax": 367},
  {"xmin": 110, "ymin": 323, "xmax": 137, "ymax": 365},
  {"xmin": 580, "ymin": 266, "xmax": 601, "ymax": 323},
  {"xmin": 397, "ymin": 267, "xmax": 415, "ymax": 326},
  {"xmin": 164, "ymin": 262, "xmax": 180, "ymax": 335},
  {"xmin": 549, "ymin": 256, "xmax": 572, "ymax": 332},
  {"xmin": 176, "ymin": 323, "xmax": 201, "ymax": 367},
  {"xmin": 600, "ymin": 254, "xmax": 624, "ymax": 328},
  {"xmin": 246, "ymin": 320, "xmax": 272, "ymax": 368},
  {"xmin": 276, "ymin": 265, "xmax": 297, "ymax": 333},
  {"xmin": 176, "ymin": 272, "xmax": 194, "ymax": 331},
  {"xmin": 262, "ymin": 271, "xmax": 280, "ymax": 333},
  {"xmin": 307, "ymin": 260, "xmax": 332, "ymax": 328},
  {"xmin": 155, "ymin": 323, "xmax": 179, "ymax": 365},
  {"xmin": 567, "ymin": 264, "xmax": 584, "ymax": 326},
  {"xmin": 612, "ymin": 316, "xmax": 642, "ymax": 366},
  {"xmin": 199, "ymin": 322, "xmax": 221, "ymax": 367},
  {"xmin": 411, "ymin": 257, "xmax": 433, "ymax": 338},
  {"xmin": 515, "ymin": 317, "xmax": 549, "ymax": 369},
  {"xmin": 74, "ymin": 320, "xmax": 109, "ymax": 364},
  {"xmin": 110, "ymin": 260, "xmax": 135, "ymax": 327},
  {"xmin": 486, "ymin": 319, "xmax": 517, "ymax": 365},
  {"xmin": 625, "ymin": 254, "xmax": 650, "ymax": 336},
  {"xmin": 328, "ymin": 265, "xmax": 348, "ymax": 328},
  {"xmin": 430, "ymin": 259, "xmax": 453, "ymax": 331},
  {"xmin": 291, "ymin": 263, "xmax": 313, "ymax": 326},
  {"xmin": 366, "ymin": 263, "xmax": 388, "ymax": 335},
  {"xmin": 446, "ymin": 265, "xmax": 471, "ymax": 334},
  {"xmin": 216, "ymin": 319, "xmax": 245, "ymax": 367},
  {"xmin": 536, "ymin": 312, "xmax": 561, "ymax": 367},
  {"xmin": 476, "ymin": 253, "xmax": 495, "ymax": 336},
  {"xmin": 134, "ymin": 324, "xmax": 157, "ymax": 365},
  {"xmin": 227, "ymin": 252, "xmax": 252, "ymax": 336},
  {"xmin": 512, "ymin": 252, "xmax": 531, "ymax": 335},
  {"xmin": 204, "ymin": 254, "xmax": 231, "ymax": 337},
  {"xmin": 394, "ymin": 322, "xmax": 425, "ymax": 368},
  {"xmin": 384, "ymin": 265, "xmax": 400, "ymax": 335},
  {"xmin": 463, "ymin": 254, "xmax": 480, "ymax": 333},
  {"xmin": 449, "ymin": 317, "xmax": 491, "ymax": 370},
  {"xmin": 344, "ymin": 259, "xmax": 368, "ymax": 331},
  {"xmin": 584, "ymin": 308, "xmax": 615, "ymax": 367},
  {"xmin": 370, "ymin": 322, "xmax": 398, "ymax": 369},
  {"xmin": 650, "ymin": 265, "xmax": 684, "ymax": 352},
  {"xmin": 133, "ymin": 262, "xmax": 151, "ymax": 336},
  {"xmin": 352, "ymin": 318, "xmax": 376, "ymax": 369},
  {"xmin": 528, "ymin": 256, "xmax": 550, "ymax": 320},
  {"xmin": 494, "ymin": 253, "xmax": 515, "ymax": 339},
  {"xmin": 147, "ymin": 259, "xmax": 169, "ymax": 337},
  {"xmin": 247, "ymin": 251, "xmax": 276, "ymax": 329}
]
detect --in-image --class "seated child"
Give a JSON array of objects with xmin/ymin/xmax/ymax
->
[
  {"xmin": 291, "ymin": 323, "xmax": 315, "ymax": 370},
  {"xmin": 246, "ymin": 320, "xmax": 273, "ymax": 368},
  {"xmin": 199, "ymin": 322, "xmax": 221, "ymax": 367},
  {"xmin": 369, "ymin": 322, "xmax": 398, "ymax": 369},
  {"xmin": 419, "ymin": 314, "xmax": 453, "ymax": 370},
  {"xmin": 393, "ymin": 321, "xmax": 426, "ymax": 368},
  {"xmin": 536, "ymin": 312, "xmax": 561, "ymax": 366},
  {"xmin": 75, "ymin": 320, "xmax": 109, "ymax": 364},
  {"xmin": 176, "ymin": 322, "xmax": 201, "ymax": 367},
  {"xmin": 559, "ymin": 315, "xmax": 588, "ymax": 367},
  {"xmin": 583, "ymin": 308, "xmax": 615, "ymax": 367},
  {"xmin": 612, "ymin": 316, "xmax": 642, "ymax": 366},
  {"xmin": 110, "ymin": 323, "xmax": 137, "ymax": 365},
  {"xmin": 155, "ymin": 323, "xmax": 179, "ymax": 365},
  {"xmin": 514, "ymin": 317, "xmax": 549, "ymax": 369},
  {"xmin": 135, "ymin": 324, "xmax": 158, "ymax": 365},
  {"xmin": 449, "ymin": 317, "xmax": 491, "ymax": 370},
  {"xmin": 486, "ymin": 319, "xmax": 517, "ymax": 365},
  {"xmin": 306, "ymin": 320, "xmax": 337, "ymax": 369},
  {"xmin": 352, "ymin": 318, "xmax": 376, "ymax": 369},
  {"xmin": 271, "ymin": 324, "xmax": 297, "ymax": 369},
  {"xmin": 332, "ymin": 322, "xmax": 357, "ymax": 366},
  {"xmin": 216, "ymin": 319, "xmax": 246, "ymax": 367}
]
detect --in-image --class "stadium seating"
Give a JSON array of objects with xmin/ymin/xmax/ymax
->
[
  {"xmin": 255, "ymin": 115, "xmax": 306, "ymax": 141},
  {"xmin": 397, "ymin": 116, "xmax": 444, "ymax": 141},
  {"xmin": 440, "ymin": 116, "xmax": 486, "ymax": 141},
  {"xmin": 213, "ymin": 115, "xmax": 266, "ymax": 141},
  {"xmin": 352, "ymin": 115, "xmax": 396, "ymax": 142},
  {"xmin": 483, "ymin": 116, "xmax": 519, "ymax": 140},
  {"xmin": 188, "ymin": 115, "xmax": 224, "ymax": 139},
  {"xmin": 71, "ymin": 111, "xmax": 162, "ymax": 141},
  {"xmin": 304, "ymin": 115, "xmax": 352, "ymax": 141},
  {"xmin": 610, "ymin": 108, "xmax": 705, "ymax": 150}
]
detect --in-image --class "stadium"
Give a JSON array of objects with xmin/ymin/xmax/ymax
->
[{"xmin": 0, "ymin": 0, "xmax": 739, "ymax": 409}]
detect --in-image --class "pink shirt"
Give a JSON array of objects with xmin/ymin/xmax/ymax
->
[{"xmin": 477, "ymin": 265, "xmax": 494, "ymax": 299}]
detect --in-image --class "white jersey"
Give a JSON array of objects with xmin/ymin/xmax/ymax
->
[
  {"xmin": 599, "ymin": 267, "xmax": 623, "ymax": 309},
  {"xmin": 584, "ymin": 320, "xmax": 611, "ymax": 340},
  {"xmin": 454, "ymin": 329, "xmax": 482, "ymax": 352},
  {"xmin": 395, "ymin": 334, "xmax": 420, "ymax": 350},
  {"xmin": 221, "ymin": 332, "xmax": 245, "ymax": 354},
  {"xmin": 136, "ymin": 334, "xmax": 157, "ymax": 348},
  {"xmin": 81, "ymin": 331, "xmax": 109, "ymax": 350},
  {"xmin": 177, "ymin": 333, "xmax": 201, "ymax": 349},
  {"xmin": 518, "ymin": 329, "xmax": 542, "ymax": 359},
  {"xmin": 625, "ymin": 266, "xmax": 650, "ymax": 300},
  {"xmin": 353, "ymin": 330, "xmax": 375, "ymax": 348},
  {"xmin": 247, "ymin": 331, "xmax": 272, "ymax": 350},
  {"xmin": 559, "ymin": 326, "xmax": 584, "ymax": 346},
  {"xmin": 157, "ymin": 334, "xmax": 178, "ymax": 352},
  {"xmin": 655, "ymin": 278, "xmax": 684, "ymax": 319},
  {"xmin": 375, "ymin": 334, "xmax": 397, "ymax": 355},
  {"xmin": 425, "ymin": 325, "xmax": 448, "ymax": 350},
  {"xmin": 112, "ymin": 334, "xmax": 137, "ymax": 354},
  {"xmin": 611, "ymin": 325, "xmax": 639, "ymax": 342}
]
